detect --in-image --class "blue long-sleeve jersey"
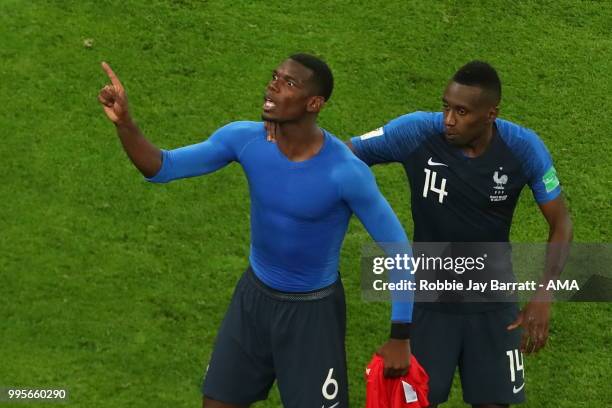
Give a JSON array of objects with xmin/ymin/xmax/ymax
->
[{"xmin": 148, "ymin": 121, "xmax": 412, "ymax": 322}]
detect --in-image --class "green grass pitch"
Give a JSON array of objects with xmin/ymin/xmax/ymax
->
[{"xmin": 0, "ymin": 1, "xmax": 610, "ymax": 407}]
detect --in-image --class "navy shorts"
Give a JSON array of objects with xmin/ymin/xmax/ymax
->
[
  {"xmin": 411, "ymin": 304, "xmax": 525, "ymax": 405},
  {"xmin": 202, "ymin": 266, "xmax": 348, "ymax": 408}
]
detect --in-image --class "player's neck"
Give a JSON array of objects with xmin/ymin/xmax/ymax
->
[
  {"xmin": 460, "ymin": 125, "xmax": 494, "ymax": 158},
  {"xmin": 276, "ymin": 121, "xmax": 324, "ymax": 162}
]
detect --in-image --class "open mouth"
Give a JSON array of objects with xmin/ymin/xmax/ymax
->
[{"xmin": 263, "ymin": 96, "xmax": 277, "ymax": 111}]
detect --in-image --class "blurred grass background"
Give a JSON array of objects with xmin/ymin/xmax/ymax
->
[{"xmin": 0, "ymin": 1, "xmax": 610, "ymax": 406}]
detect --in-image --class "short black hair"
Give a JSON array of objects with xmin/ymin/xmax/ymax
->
[
  {"xmin": 289, "ymin": 53, "xmax": 334, "ymax": 101},
  {"xmin": 452, "ymin": 60, "xmax": 501, "ymax": 104}
]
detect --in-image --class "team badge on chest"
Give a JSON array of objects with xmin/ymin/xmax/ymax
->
[{"xmin": 490, "ymin": 167, "xmax": 509, "ymax": 202}]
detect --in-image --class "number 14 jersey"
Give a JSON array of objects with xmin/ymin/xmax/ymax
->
[{"xmin": 350, "ymin": 112, "xmax": 561, "ymax": 243}]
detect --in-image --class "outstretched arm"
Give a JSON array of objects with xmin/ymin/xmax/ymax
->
[{"xmin": 98, "ymin": 62, "xmax": 237, "ymax": 183}]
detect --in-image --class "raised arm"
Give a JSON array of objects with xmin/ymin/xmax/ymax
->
[
  {"xmin": 98, "ymin": 62, "xmax": 239, "ymax": 183},
  {"xmin": 98, "ymin": 62, "xmax": 161, "ymax": 178}
]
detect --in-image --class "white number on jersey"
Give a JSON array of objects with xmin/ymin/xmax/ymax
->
[{"xmin": 423, "ymin": 168, "xmax": 448, "ymax": 204}]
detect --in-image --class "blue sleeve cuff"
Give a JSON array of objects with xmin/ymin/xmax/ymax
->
[{"xmin": 145, "ymin": 150, "xmax": 169, "ymax": 183}]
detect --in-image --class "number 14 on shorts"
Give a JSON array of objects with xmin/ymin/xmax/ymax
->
[{"xmin": 506, "ymin": 349, "xmax": 525, "ymax": 393}]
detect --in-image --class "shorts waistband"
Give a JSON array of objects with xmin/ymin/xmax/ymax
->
[{"xmin": 245, "ymin": 266, "xmax": 339, "ymax": 301}]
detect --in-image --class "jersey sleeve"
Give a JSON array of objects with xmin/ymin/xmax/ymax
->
[
  {"xmin": 335, "ymin": 159, "xmax": 414, "ymax": 323},
  {"xmin": 529, "ymin": 154, "xmax": 561, "ymax": 204},
  {"xmin": 146, "ymin": 121, "xmax": 251, "ymax": 183},
  {"xmin": 496, "ymin": 120, "xmax": 562, "ymax": 204},
  {"xmin": 349, "ymin": 111, "xmax": 444, "ymax": 165}
]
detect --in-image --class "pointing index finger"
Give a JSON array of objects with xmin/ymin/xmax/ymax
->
[{"xmin": 101, "ymin": 61, "xmax": 123, "ymax": 90}]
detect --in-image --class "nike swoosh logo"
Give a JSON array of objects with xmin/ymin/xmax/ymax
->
[
  {"xmin": 321, "ymin": 403, "xmax": 339, "ymax": 408},
  {"xmin": 427, "ymin": 157, "xmax": 448, "ymax": 167},
  {"xmin": 513, "ymin": 382, "xmax": 525, "ymax": 394}
]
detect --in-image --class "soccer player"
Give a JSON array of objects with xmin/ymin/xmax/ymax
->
[
  {"xmin": 98, "ymin": 54, "xmax": 414, "ymax": 408},
  {"xmin": 345, "ymin": 61, "xmax": 573, "ymax": 407}
]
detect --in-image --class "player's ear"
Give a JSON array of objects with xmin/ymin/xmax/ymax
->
[
  {"xmin": 306, "ymin": 96, "xmax": 326, "ymax": 113},
  {"xmin": 487, "ymin": 105, "xmax": 499, "ymax": 123}
]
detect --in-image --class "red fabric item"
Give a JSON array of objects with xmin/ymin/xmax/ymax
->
[{"xmin": 365, "ymin": 354, "xmax": 429, "ymax": 408}]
